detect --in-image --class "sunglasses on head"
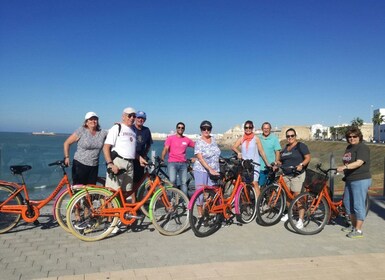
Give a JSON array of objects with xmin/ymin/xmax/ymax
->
[
  {"xmin": 201, "ymin": 127, "xmax": 211, "ymax": 132},
  {"xmin": 286, "ymin": 134, "xmax": 296, "ymax": 138}
]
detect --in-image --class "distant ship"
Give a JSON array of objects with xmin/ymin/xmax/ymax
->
[{"xmin": 32, "ymin": 131, "xmax": 56, "ymax": 136}]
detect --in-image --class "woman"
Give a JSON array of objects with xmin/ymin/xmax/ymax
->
[
  {"xmin": 279, "ymin": 128, "xmax": 311, "ymax": 229},
  {"xmin": 193, "ymin": 120, "xmax": 221, "ymax": 215},
  {"xmin": 337, "ymin": 127, "xmax": 371, "ymax": 239},
  {"xmin": 64, "ymin": 112, "xmax": 108, "ymax": 185},
  {"xmin": 232, "ymin": 120, "xmax": 270, "ymax": 197}
]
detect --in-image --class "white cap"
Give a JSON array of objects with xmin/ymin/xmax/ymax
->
[
  {"xmin": 85, "ymin": 112, "xmax": 98, "ymax": 120},
  {"xmin": 123, "ymin": 107, "xmax": 136, "ymax": 114}
]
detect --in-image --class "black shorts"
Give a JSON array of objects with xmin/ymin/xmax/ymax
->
[{"xmin": 71, "ymin": 159, "xmax": 98, "ymax": 185}]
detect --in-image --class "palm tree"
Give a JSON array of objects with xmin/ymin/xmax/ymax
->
[
  {"xmin": 372, "ymin": 112, "xmax": 384, "ymax": 142},
  {"xmin": 351, "ymin": 117, "xmax": 364, "ymax": 128}
]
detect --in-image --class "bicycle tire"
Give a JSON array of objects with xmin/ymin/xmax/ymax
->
[
  {"xmin": 150, "ymin": 187, "xmax": 189, "ymax": 236},
  {"xmin": 66, "ymin": 188, "xmax": 120, "ymax": 242},
  {"xmin": 188, "ymin": 188, "xmax": 222, "ymax": 238},
  {"xmin": 54, "ymin": 189, "xmax": 74, "ymax": 233},
  {"xmin": 256, "ymin": 184, "xmax": 286, "ymax": 226},
  {"xmin": 0, "ymin": 185, "xmax": 23, "ymax": 234},
  {"xmin": 236, "ymin": 184, "xmax": 257, "ymax": 224},
  {"xmin": 288, "ymin": 192, "xmax": 329, "ymax": 235}
]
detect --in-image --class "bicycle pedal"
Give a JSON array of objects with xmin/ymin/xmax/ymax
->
[{"xmin": 125, "ymin": 214, "xmax": 144, "ymax": 220}]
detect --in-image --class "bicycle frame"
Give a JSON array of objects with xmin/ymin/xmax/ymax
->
[
  {"xmin": 0, "ymin": 162, "xmax": 72, "ymax": 223},
  {"xmin": 266, "ymin": 172, "xmax": 295, "ymax": 207},
  {"xmin": 188, "ymin": 173, "xmax": 247, "ymax": 220},
  {"xmin": 77, "ymin": 172, "xmax": 170, "ymax": 226}
]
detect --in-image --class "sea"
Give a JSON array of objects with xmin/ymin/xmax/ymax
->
[{"xmin": 0, "ymin": 132, "xmax": 232, "ymax": 199}]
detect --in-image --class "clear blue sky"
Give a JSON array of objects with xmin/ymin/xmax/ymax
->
[{"xmin": 1, "ymin": 0, "xmax": 384, "ymax": 134}]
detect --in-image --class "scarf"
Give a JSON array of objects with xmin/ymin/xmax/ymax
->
[{"xmin": 242, "ymin": 133, "xmax": 254, "ymax": 151}]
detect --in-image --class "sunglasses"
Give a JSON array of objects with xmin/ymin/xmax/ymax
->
[
  {"xmin": 201, "ymin": 127, "xmax": 211, "ymax": 132},
  {"xmin": 348, "ymin": 135, "xmax": 358, "ymax": 139},
  {"xmin": 127, "ymin": 113, "xmax": 136, "ymax": 118},
  {"xmin": 286, "ymin": 134, "xmax": 296, "ymax": 138},
  {"xmin": 177, "ymin": 126, "xmax": 185, "ymax": 130},
  {"xmin": 244, "ymin": 126, "xmax": 253, "ymax": 129}
]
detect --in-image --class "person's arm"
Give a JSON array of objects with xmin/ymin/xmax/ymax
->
[
  {"xmin": 103, "ymin": 143, "xmax": 119, "ymax": 174},
  {"xmin": 337, "ymin": 159, "xmax": 365, "ymax": 173},
  {"xmin": 231, "ymin": 137, "xmax": 242, "ymax": 159},
  {"xmin": 196, "ymin": 153, "xmax": 219, "ymax": 176},
  {"xmin": 63, "ymin": 133, "xmax": 79, "ymax": 166},
  {"xmin": 297, "ymin": 154, "xmax": 311, "ymax": 172},
  {"xmin": 161, "ymin": 146, "xmax": 169, "ymax": 161}
]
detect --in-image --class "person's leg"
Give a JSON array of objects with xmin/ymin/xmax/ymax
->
[
  {"xmin": 350, "ymin": 178, "xmax": 371, "ymax": 231},
  {"xmin": 194, "ymin": 171, "xmax": 208, "ymax": 217},
  {"xmin": 87, "ymin": 165, "xmax": 99, "ymax": 185},
  {"xmin": 253, "ymin": 167, "xmax": 260, "ymax": 197},
  {"xmin": 168, "ymin": 162, "xmax": 177, "ymax": 186},
  {"xmin": 258, "ymin": 169, "xmax": 267, "ymax": 186},
  {"xmin": 179, "ymin": 163, "xmax": 188, "ymax": 195}
]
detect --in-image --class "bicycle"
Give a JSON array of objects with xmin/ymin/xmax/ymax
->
[
  {"xmin": 287, "ymin": 164, "xmax": 370, "ymax": 235},
  {"xmin": 188, "ymin": 156, "xmax": 258, "ymax": 237},
  {"xmin": 65, "ymin": 159, "xmax": 189, "ymax": 241},
  {"xmin": 0, "ymin": 160, "xmax": 77, "ymax": 233},
  {"xmin": 256, "ymin": 165, "xmax": 300, "ymax": 226}
]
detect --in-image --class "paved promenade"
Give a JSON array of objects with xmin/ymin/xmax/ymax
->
[{"xmin": 1, "ymin": 197, "xmax": 385, "ymax": 280}]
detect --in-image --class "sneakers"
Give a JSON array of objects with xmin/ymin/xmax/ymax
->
[
  {"xmin": 280, "ymin": 214, "xmax": 289, "ymax": 222},
  {"xmin": 346, "ymin": 229, "xmax": 364, "ymax": 239},
  {"xmin": 295, "ymin": 219, "xmax": 304, "ymax": 229},
  {"xmin": 111, "ymin": 221, "xmax": 122, "ymax": 234},
  {"xmin": 341, "ymin": 226, "xmax": 354, "ymax": 233},
  {"xmin": 74, "ymin": 219, "xmax": 90, "ymax": 230}
]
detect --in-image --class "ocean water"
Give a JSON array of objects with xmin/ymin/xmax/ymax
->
[{"xmin": 0, "ymin": 132, "xmax": 231, "ymax": 199}]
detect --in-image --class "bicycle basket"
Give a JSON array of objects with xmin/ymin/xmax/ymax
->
[
  {"xmin": 219, "ymin": 158, "xmax": 240, "ymax": 180},
  {"xmin": 241, "ymin": 159, "xmax": 254, "ymax": 183},
  {"xmin": 303, "ymin": 169, "xmax": 328, "ymax": 194}
]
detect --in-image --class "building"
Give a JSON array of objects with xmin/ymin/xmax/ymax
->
[{"xmin": 373, "ymin": 108, "xmax": 385, "ymax": 143}]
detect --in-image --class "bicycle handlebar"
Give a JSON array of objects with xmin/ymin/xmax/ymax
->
[{"xmin": 316, "ymin": 163, "xmax": 337, "ymax": 175}]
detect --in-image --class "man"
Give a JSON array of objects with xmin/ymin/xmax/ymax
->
[
  {"xmin": 258, "ymin": 122, "xmax": 281, "ymax": 186},
  {"xmin": 161, "ymin": 122, "xmax": 194, "ymax": 196},
  {"xmin": 103, "ymin": 107, "xmax": 147, "ymax": 200},
  {"xmin": 132, "ymin": 110, "xmax": 153, "ymax": 184}
]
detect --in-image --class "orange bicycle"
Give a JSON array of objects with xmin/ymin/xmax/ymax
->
[
  {"xmin": 65, "ymin": 158, "xmax": 189, "ymax": 241},
  {"xmin": 188, "ymin": 157, "xmax": 258, "ymax": 237},
  {"xmin": 256, "ymin": 165, "xmax": 300, "ymax": 226},
  {"xmin": 287, "ymin": 164, "xmax": 370, "ymax": 235},
  {"xmin": 0, "ymin": 160, "xmax": 77, "ymax": 233}
]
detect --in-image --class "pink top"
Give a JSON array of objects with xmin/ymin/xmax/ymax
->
[{"xmin": 164, "ymin": 135, "xmax": 195, "ymax": 162}]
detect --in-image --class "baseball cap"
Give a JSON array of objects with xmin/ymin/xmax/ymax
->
[
  {"xmin": 200, "ymin": 120, "xmax": 212, "ymax": 129},
  {"xmin": 85, "ymin": 112, "xmax": 98, "ymax": 120},
  {"xmin": 136, "ymin": 111, "xmax": 147, "ymax": 119},
  {"xmin": 123, "ymin": 107, "xmax": 136, "ymax": 114}
]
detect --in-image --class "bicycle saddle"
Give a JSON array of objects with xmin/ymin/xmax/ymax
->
[{"xmin": 10, "ymin": 165, "xmax": 32, "ymax": 175}]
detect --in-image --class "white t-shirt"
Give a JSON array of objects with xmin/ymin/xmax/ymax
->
[{"xmin": 105, "ymin": 123, "xmax": 136, "ymax": 159}]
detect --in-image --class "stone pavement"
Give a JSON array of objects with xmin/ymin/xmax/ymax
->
[{"xmin": 1, "ymin": 198, "xmax": 385, "ymax": 280}]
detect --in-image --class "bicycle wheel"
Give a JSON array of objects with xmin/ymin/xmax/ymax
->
[
  {"xmin": 236, "ymin": 184, "xmax": 257, "ymax": 224},
  {"xmin": 150, "ymin": 187, "xmax": 189, "ymax": 236},
  {"xmin": 256, "ymin": 184, "xmax": 285, "ymax": 226},
  {"xmin": 0, "ymin": 185, "xmax": 22, "ymax": 234},
  {"xmin": 189, "ymin": 188, "xmax": 222, "ymax": 238},
  {"xmin": 54, "ymin": 189, "xmax": 74, "ymax": 233},
  {"xmin": 288, "ymin": 192, "xmax": 329, "ymax": 235},
  {"xmin": 66, "ymin": 188, "xmax": 120, "ymax": 242}
]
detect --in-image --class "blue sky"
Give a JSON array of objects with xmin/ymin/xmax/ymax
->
[{"xmin": 1, "ymin": 0, "xmax": 384, "ymax": 134}]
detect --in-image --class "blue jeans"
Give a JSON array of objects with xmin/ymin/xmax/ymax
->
[
  {"xmin": 168, "ymin": 162, "xmax": 188, "ymax": 195},
  {"xmin": 343, "ymin": 178, "xmax": 371, "ymax": 221}
]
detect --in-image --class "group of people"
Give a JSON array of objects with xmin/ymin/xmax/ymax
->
[{"xmin": 63, "ymin": 108, "xmax": 372, "ymax": 239}]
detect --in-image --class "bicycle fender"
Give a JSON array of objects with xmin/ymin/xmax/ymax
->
[
  {"xmin": 148, "ymin": 185, "xmax": 172, "ymax": 221},
  {"xmin": 187, "ymin": 186, "xmax": 217, "ymax": 209},
  {"xmin": 234, "ymin": 183, "xmax": 246, "ymax": 215},
  {"xmin": 66, "ymin": 187, "xmax": 119, "ymax": 209}
]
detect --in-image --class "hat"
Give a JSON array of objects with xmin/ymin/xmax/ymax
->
[
  {"xmin": 136, "ymin": 111, "xmax": 147, "ymax": 119},
  {"xmin": 123, "ymin": 107, "xmax": 136, "ymax": 114},
  {"xmin": 200, "ymin": 120, "xmax": 212, "ymax": 129},
  {"xmin": 85, "ymin": 112, "xmax": 98, "ymax": 120}
]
